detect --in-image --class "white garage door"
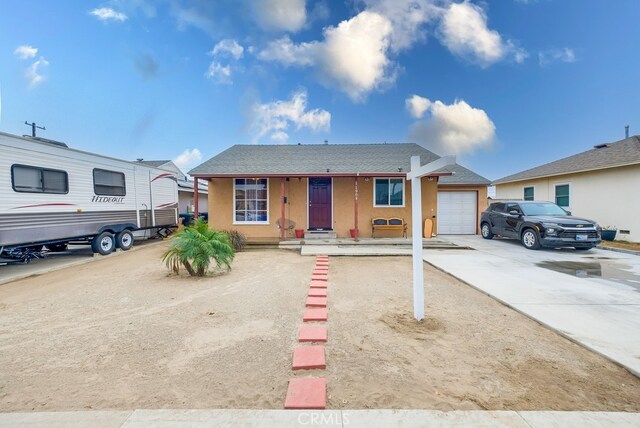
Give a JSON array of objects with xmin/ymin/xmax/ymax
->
[{"xmin": 437, "ymin": 191, "xmax": 477, "ymax": 234}]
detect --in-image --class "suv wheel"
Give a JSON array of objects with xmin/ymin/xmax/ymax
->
[
  {"xmin": 521, "ymin": 228, "xmax": 541, "ymax": 250},
  {"xmin": 481, "ymin": 223, "xmax": 494, "ymax": 239}
]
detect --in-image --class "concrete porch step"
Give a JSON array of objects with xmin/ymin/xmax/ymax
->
[{"xmin": 304, "ymin": 231, "xmax": 337, "ymax": 239}]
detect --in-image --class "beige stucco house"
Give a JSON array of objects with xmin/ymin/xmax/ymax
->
[
  {"xmin": 189, "ymin": 143, "xmax": 489, "ymax": 240},
  {"xmin": 493, "ymin": 135, "xmax": 640, "ymax": 242}
]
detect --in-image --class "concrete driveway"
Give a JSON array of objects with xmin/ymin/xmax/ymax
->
[{"xmin": 424, "ymin": 235, "xmax": 640, "ymax": 377}]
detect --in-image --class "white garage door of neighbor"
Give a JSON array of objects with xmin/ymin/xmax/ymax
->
[{"xmin": 437, "ymin": 191, "xmax": 477, "ymax": 234}]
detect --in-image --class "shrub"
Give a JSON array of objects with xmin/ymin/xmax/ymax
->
[
  {"xmin": 223, "ymin": 229, "xmax": 247, "ymax": 252},
  {"xmin": 162, "ymin": 218, "xmax": 234, "ymax": 277}
]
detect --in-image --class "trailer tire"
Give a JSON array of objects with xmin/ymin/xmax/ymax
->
[
  {"xmin": 116, "ymin": 230, "xmax": 134, "ymax": 251},
  {"xmin": 92, "ymin": 232, "xmax": 115, "ymax": 255}
]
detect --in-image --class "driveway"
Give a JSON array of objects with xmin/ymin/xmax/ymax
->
[
  {"xmin": 0, "ymin": 239, "xmax": 163, "ymax": 286},
  {"xmin": 424, "ymin": 235, "xmax": 640, "ymax": 376}
]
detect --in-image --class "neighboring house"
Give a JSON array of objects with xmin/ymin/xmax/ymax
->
[
  {"xmin": 136, "ymin": 160, "xmax": 208, "ymax": 214},
  {"xmin": 189, "ymin": 143, "xmax": 489, "ymax": 239},
  {"xmin": 493, "ymin": 135, "xmax": 640, "ymax": 242}
]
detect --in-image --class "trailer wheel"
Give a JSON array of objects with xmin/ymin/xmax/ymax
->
[
  {"xmin": 116, "ymin": 230, "xmax": 134, "ymax": 251},
  {"xmin": 92, "ymin": 232, "xmax": 115, "ymax": 255}
]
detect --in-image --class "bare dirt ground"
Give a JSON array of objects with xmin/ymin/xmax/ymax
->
[{"xmin": 0, "ymin": 244, "xmax": 638, "ymax": 411}]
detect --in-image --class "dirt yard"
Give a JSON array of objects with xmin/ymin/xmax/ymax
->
[{"xmin": 0, "ymin": 243, "xmax": 638, "ymax": 411}]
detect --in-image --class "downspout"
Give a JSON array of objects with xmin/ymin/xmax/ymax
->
[{"xmin": 194, "ymin": 178, "xmax": 199, "ymax": 220}]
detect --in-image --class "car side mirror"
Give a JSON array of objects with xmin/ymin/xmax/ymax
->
[
  {"xmin": 564, "ymin": 210, "xmax": 571, "ymax": 215},
  {"xmin": 509, "ymin": 210, "xmax": 520, "ymax": 216}
]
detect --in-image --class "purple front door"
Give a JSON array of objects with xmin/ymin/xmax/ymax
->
[{"xmin": 309, "ymin": 178, "xmax": 332, "ymax": 230}]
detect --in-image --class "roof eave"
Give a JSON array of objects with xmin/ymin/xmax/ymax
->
[
  {"xmin": 492, "ymin": 161, "xmax": 640, "ymax": 185},
  {"xmin": 190, "ymin": 172, "xmax": 453, "ymax": 179}
]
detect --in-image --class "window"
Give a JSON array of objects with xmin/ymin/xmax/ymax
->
[
  {"xmin": 93, "ymin": 168, "xmax": 126, "ymax": 196},
  {"xmin": 234, "ymin": 178, "xmax": 268, "ymax": 223},
  {"xmin": 12, "ymin": 164, "xmax": 68, "ymax": 194},
  {"xmin": 490, "ymin": 203, "xmax": 505, "ymax": 212},
  {"xmin": 506, "ymin": 203, "xmax": 522, "ymax": 214},
  {"xmin": 523, "ymin": 186, "xmax": 534, "ymax": 201},
  {"xmin": 374, "ymin": 178, "xmax": 404, "ymax": 207},
  {"xmin": 555, "ymin": 184, "xmax": 570, "ymax": 207}
]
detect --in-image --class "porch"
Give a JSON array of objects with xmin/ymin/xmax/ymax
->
[{"xmin": 244, "ymin": 236, "xmax": 465, "ymax": 256}]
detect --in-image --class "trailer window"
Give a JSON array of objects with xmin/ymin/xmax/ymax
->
[
  {"xmin": 12, "ymin": 164, "xmax": 68, "ymax": 194},
  {"xmin": 93, "ymin": 169, "xmax": 126, "ymax": 196}
]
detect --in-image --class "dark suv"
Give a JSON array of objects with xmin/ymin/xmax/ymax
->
[{"xmin": 480, "ymin": 201, "xmax": 601, "ymax": 250}]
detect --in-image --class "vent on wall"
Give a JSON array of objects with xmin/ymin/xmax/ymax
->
[{"xmin": 619, "ymin": 229, "xmax": 630, "ymax": 234}]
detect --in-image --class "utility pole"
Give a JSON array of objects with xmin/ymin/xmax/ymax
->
[{"xmin": 24, "ymin": 121, "xmax": 45, "ymax": 137}]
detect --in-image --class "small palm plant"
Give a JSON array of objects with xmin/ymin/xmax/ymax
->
[{"xmin": 162, "ymin": 218, "xmax": 234, "ymax": 277}]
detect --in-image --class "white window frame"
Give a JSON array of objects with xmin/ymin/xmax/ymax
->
[
  {"xmin": 373, "ymin": 177, "xmax": 405, "ymax": 208},
  {"xmin": 554, "ymin": 183, "xmax": 571, "ymax": 208},
  {"xmin": 523, "ymin": 185, "xmax": 534, "ymax": 201},
  {"xmin": 233, "ymin": 178, "xmax": 269, "ymax": 225}
]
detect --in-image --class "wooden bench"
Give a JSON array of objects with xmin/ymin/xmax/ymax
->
[{"xmin": 371, "ymin": 217, "xmax": 407, "ymax": 238}]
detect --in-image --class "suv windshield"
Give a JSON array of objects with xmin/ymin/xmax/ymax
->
[{"xmin": 520, "ymin": 202, "xmax": 567, "ymax": 216}]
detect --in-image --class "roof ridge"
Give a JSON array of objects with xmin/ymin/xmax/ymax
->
[{"xmin": 232, "ymin": 142, "xmax": 419, "ymax": 147}]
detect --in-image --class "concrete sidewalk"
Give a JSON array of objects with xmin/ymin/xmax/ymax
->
[
  {"xmin": 424, "ymin": 235, "xmax": 640, "ymax": 377},
  {"xmin": 1, "ymin": 410, "xmax": 638, "ymax": 427}
]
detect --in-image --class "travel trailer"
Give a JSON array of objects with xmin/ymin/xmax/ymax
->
[{"xmin": 0, "ymin": 131, "xmax": 178, "ymax": 257}]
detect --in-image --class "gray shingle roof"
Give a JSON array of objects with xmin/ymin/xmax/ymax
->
[
  {"xmin": 440, "ymin": 164, "xmax": 491, "ymax": 185},
  {"xmin": 190, "ymin": 143, "xmax": 440, "ymax": 176},
  {"xmin": 494, "ymin": 135, "xmax": 640, "ymax": 184},
  {"xmin": 189, "ymin": 143, "xmax": 488, "ymax": 185}
]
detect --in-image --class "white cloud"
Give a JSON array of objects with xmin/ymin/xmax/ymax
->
[
  {"xmin": 250, "ymin": 90, "xmax": 331, "ymax": 143},
  {"xmin": 205, "ymin": 62, "xmax": 232, "ymax": 84},
  {"xmin": 538, "ymin": 47, "xmax": 576, "ymax": 66},
  {"xmin": 408, "ymin": 97, "xmax": 496, "ymax": 155},
  {"xmin": 252, "ymin": 0, "xmax": 307, "ymax": 32},
  {"xmin": 25, "ymin": 57, "xmax": 49, "ymax": 88},
  {"xmin": 438, "ymin": 1, "xmax": 526, "ymax": 67},
  {"xmin": 90, "ymin": 7, "xmax": 128, "ymax": 22},
  {"xmin": 259, "ymin": 11, "xmax": 394, "ymax": 102},
  {"xmin": 270, "ymin": 131, "xmax": 290, "ymax": 143},
  {"xmin": 258, "ymin": 36, "xmax": 318, "ymax": 66},
  {"xmin": 14, "ymin": 45, "xmax": 38, "ymax": 59},
  {"xmin": 173, "ymin": 5, "xmax": 215, "ymax": 35},
  {"xmin": 211, "ymin": 39, "xmax": 244, "ymax": 60},
  {"xmin": 405, "ymin": 94, "xmax": 432, "ymax": 119},
  {"xmin": 361, "ymin": 0, "xmax": 439, "ymax": 52},
  {"xmin": 174, "ymin": 148, "xmax": 202, "ymax": 171}
]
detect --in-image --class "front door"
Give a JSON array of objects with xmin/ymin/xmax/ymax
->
[{"xmin": 308, "ymin": 178, "xmax": 332, "ymax": 230}]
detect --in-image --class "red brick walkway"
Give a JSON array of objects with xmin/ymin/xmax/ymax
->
[{"xmin": 284, "ymin": 255, "xmax": 330, "ymax": 409}]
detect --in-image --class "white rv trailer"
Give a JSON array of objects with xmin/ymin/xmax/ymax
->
[{"xmin": 0, "ymin": 131, "xmax": 178, "ymax": 255}]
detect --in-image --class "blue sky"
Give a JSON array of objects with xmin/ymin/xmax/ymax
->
[{"xmin": 1, "ymin": 0, "xmax": 639, "ymax": 180}]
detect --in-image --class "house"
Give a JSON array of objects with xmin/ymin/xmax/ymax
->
[
  {"xmin": 188, "ymin": 143, "xmax": 489, "ymax": 239},
  {"xmin": 493, "ymin": 135, "xmax": 640, "ymax": 242},
  {"xmin": 136, "ymin": 160, "xmax": 208, "ymax": 214}
]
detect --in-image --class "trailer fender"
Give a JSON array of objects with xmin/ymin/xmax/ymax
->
[{"xmin": 97, "ymin": 223, "xmax": 138, "ymax": 234}]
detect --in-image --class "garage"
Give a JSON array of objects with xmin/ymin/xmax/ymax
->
[{"xmin": 437, "ymin": 191, "xmax": 478, "ymax": 234}]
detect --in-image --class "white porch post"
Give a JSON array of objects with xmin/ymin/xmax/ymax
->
[
  {"xmin": 410, "ymin": 157, "xmax": 424, "ymax": 320},
  {"xmin": 407, "ymin": 155, "xmax": 456, "ymax": 321}
]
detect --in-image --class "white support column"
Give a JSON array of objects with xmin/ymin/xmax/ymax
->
[
  {"xmin": 410, "ymin": 156, "xmax": 424, "ymax": 320},
  {"xmin": 407, "ymin": 155, "xmax": 456, "ymax": 321}
]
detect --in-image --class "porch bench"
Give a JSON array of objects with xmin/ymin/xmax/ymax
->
[{"xmin": 371, "ymin": 217, "xmax": 407, "ymax": 238}]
